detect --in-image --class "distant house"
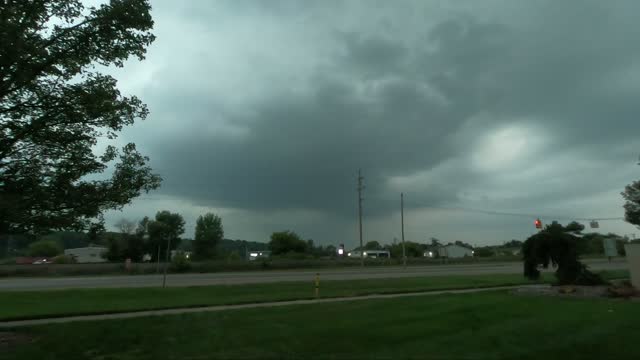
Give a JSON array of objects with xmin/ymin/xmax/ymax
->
[
  {"xmin": 347, "ymin": 250, "xmax": 390, "ymax": 258},
  {"xmin": 436, "ymin": 244, "xmax": 474, "ymax": 258},
  {"xmin": 64, "ymin": 245, "xmax": 107, "ymax": 263}
]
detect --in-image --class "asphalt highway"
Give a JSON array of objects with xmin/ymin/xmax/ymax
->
[{"xmin": 0, "ymin": 259, "xmax": 626, "ymax": 291}]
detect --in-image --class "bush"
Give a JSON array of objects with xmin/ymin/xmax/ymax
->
[
  {"xmin": 226, "ymin": 251, "xmax": 241, "ymax": 262},
  {"xmin": 474, "ymin": 247, "xmax": 495, "ymax": 258},
  {"xmin": 269, "ymin": 231, "xmax": 307, "ymax": 255},
  {"xmin": 278, "ymin": 251, "xmax": 313, "ymax": 260},
  {"xmin": 52, "ymin": 255, "xmax": 77, "ymax": 264},
  {"xmin": 170, "ymin": 253, "xmax": 191, "ymax": 273},
  {"xmin": 28, "ymin": 240, "xmax": 62, "ymax": 257}
]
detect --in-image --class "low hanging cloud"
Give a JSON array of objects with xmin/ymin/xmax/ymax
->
[{"xmin": 105, "ymin": 0, "xmax": 640, "ymax": 245}]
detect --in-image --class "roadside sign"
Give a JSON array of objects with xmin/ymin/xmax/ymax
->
[{"xmin": 603, "ymin": 238, "xmax": 617, "ymax": 258}]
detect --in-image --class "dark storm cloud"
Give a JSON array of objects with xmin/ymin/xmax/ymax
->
[
  {"xmin": 108, "ymin": 0, "xmax": 640, "ymax": 242},
  {"xmin": 147, "ymin": 0, "xmax": 638, "ymax": 209}
]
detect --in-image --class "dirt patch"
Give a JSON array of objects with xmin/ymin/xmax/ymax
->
[{"xmin": 0, "ymin": 331, "xmax": 34, "ymax": 349}]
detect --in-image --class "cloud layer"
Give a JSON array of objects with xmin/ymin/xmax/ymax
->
[{"xmin": 104, "ymin": 0, "xmax": 640, "ymax": 245}]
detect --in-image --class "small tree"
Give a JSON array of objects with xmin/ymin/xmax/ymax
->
[
  {"xmin": 28, "ymin": 240, "xmax": 62, "ymax": 257},
  {"xmin": 523, "ymin": 221, "xmax": 605, "ymax": 285},
  {"xmin": 146, "ymin": 211, "xmax": 185, "ymax": 261},
  {"xmin": 269, "ymin": 231, "xmax": 307, "ymax": 255},
  {"xmin": 622, "ymin": 180, "xmax": 640, "ymax": 228},
  {"xmin": 115, "ymin": 219, "xmax": 137, "ymax": 235},
  {"xmin": 364, "ymin": 241, "xmax": 382, "ymax": 250},
  {"xmin": 474, "ymin": 246, "xmax": 495, "ymax": 257},
  {"xmin": 193, "ymin": 213, "xmax": 224, "ymax": 260}
]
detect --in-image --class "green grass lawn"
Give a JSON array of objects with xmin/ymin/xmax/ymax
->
[
  {"xmin": 0, "ymin": 270, "xmax": 627, "ymax": 321},
  {"xmin": 3, "ymin": 291, "xmax": 639, "ymax": 360}
]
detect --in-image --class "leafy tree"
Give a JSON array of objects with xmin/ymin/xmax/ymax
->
[
  {"xmin": 503, "ymin": 240, "xmax": 523, "ymax": 248},
  {"xmin": 217, "ymin": 239, "xmax": 268, "ymax": 258},
  {"xmin": 0, "ymin": 0, "xmax": 161, "ymax": 236},
  {"xmin": 364, "ymin": 241, "xmax": 382, "ymax": 250},
  {"xmin": 103, "ymin": 233, "xmax": 122, "ymax": 262},
  {"xmin": 622, "ymin": 176, "xmax": 640, "ymax": 228},
  {"xmin": 193, "ymin": 213, "xmax": 224, "ymax": 260},
  {"xmin": 169, "ymin": 252, "xmax": 191, "ymax": 272},
  {"xmin": 28, "ymin": 240, "xmax": 62, "ymax": 257},
  {"xmin": 522, "ymin": 221, "xmax": 605, "ymax": 285},
  {"xmin": 387, "ymin": 241, "xmax": 425, "ymax": 258},
  {"xmin": 324, "ymin": 245, "xmax": 337, "ymax": 256},
  {"xmin": 41, "ymin": 231, "xmax": 89, "ymax": 249},
  {"xmin": 474, "ymin": 246, "xmax": 495, "ymax": 257},
  {"xmin": 147, "ymin": 211, "xmax": 185, "ymax": 261},
  {"xmin": 269, "ymin": 231, "xmax": 307, "ymax": 255},
  {"xmin": 115, "ymin": 219, "xmax": 137, "ymax": 235},
  {"xmin": 454, "ymin": 240, "xmax": 474, "ymax": 249},
  {"xmin": 87, "ymin": 221, "xmax": 106, "ymax": 245}
]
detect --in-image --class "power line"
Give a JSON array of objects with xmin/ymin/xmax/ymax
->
[{"xmin": 398, "ymin": 199, "xmax": 624, "ymax": 222}]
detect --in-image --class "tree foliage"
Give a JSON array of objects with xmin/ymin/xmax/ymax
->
[
  {"xmin": 385, "ymin": 241, "xmax": 425, "ymax": 258},
  {"xmin": 115, "ymin": 219, "xmax": 136, "ymax": 235},
  {"xmin": 576, "ymin": 232, "xmax": 627, "ymax": 256},
  {"xmin": 102, "ymin": 232, "xmax": 145, "ymax": 262},
  {"xmin": 363, "ymin": 241, "xmax": 382, "ymax": 250},
  {"xmin": 0, "ymin": 0, "xmax": 161, "ymax": 236},
  {"xmin": 193, "ymin": 213, "xmax": 224, "ymax": 260},
  {"xmin": 269, "ymin": 231, "xmax": 307, "ymax": 255},
  {"xmin": 28, "ymin": 239, "xmax": 62, "ymax": 257},
  {"xmin": 522, "ymin": 221, "xmax": 605, "ymax": 285},
  {"xmin": 146, "ymin": 211, "xmax": 184, "ymax": 261},
  {"xmin": 622, "ymin": 179, "xmax": 640, "ymax": 228},
  {"xmin": 473, "ymin": 246, "xmax": 495, "ymax": 257}
]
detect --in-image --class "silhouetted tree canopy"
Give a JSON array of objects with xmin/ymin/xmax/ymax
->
[
  {"xmin": 193, "ymin": 213, "xmax": 224, "ymax": 260},
  {"xmin": 522, "ymin": 221, "xmax": 605, "ymax": 285},
  {"xmin": 0, "ymin": 0, "xmax": 161, "ymax": 235},
  {"xmin": 269, "ymin": 231, "xmax": 307, "ymax": 255},
  {"xmin": 622, "ymin": 169, "xmax": 640, "ymax": 228}
]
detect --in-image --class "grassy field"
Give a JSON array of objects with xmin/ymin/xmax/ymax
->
[
  {"xmin": 0, "ymin": 270, "xmax": 627, "ymax": 321},
  {"xmin": 3, "ymin": 291, "xmax": 639, "ymax": 359}
]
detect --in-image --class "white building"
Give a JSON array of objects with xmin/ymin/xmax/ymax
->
[
  {"xmin": 437, "ymin": 244, "xmax": 474, "ymax": 258},
  {"xmin": 347, "ymin": 250, "xmax": 390, "ymax": 258},
  {"xmin": 64, "ymin": 246, "xmax": 107, "ymax": 263}
]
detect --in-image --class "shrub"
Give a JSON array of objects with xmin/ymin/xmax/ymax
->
[
  {"xmin": 52, "ymin": 255, "xmax": 77, "ymax": 264},
  {"xmin": 169, "ymin": 252, "xmax": 191, "ymax": 273},
  {"xmin": 28, "ymin": 240, "xmax": 62, "ymax": 257},
  {"xmin": 226, "ymin": 251, "xmax": 241, "ymax": 262}
]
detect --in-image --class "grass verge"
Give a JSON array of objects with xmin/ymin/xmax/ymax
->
[
  {"xmin": 0, "ymin": 270, "xmax": 627, "ymax": 322},
  {"xmin": 3, "ymin": 291, "xmax": 640, "ymax": 359}
]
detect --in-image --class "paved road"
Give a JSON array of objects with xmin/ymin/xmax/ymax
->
[
  {"xmin": 0, "ymin": 259, "xmax": 626, "ymax": 291},
  {"xmin": 0, "ymin": 284, "xmax": 549, "ymax": 327}
]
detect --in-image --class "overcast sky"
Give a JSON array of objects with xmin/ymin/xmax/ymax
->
[{"xmin": 102, "ymin": 0, "xmax": 640, "ymax": 247}]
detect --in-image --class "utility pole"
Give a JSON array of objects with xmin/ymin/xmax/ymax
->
[
  {"xmin": 358, "ymin": 169, "xmax": 365, "ymax": 267},
  {"xmin": 156, "ymin": 245, "xmax": 161, "ymax": 274},
  {"xmin": 162, "ymin": 236, "xmax": 172, "ymax": 288},
  {"xmin": 401, "ymin": 192, "xmax": 406, "ymax": 267}
]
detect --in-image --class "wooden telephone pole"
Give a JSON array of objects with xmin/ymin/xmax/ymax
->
[
  {"xmin": 358, "ymin": 169, "xmax": 365, "ymax": 267},
  {"xmin": 401, "ymin": 192, "xmax": 406, "ymax": 267}
]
